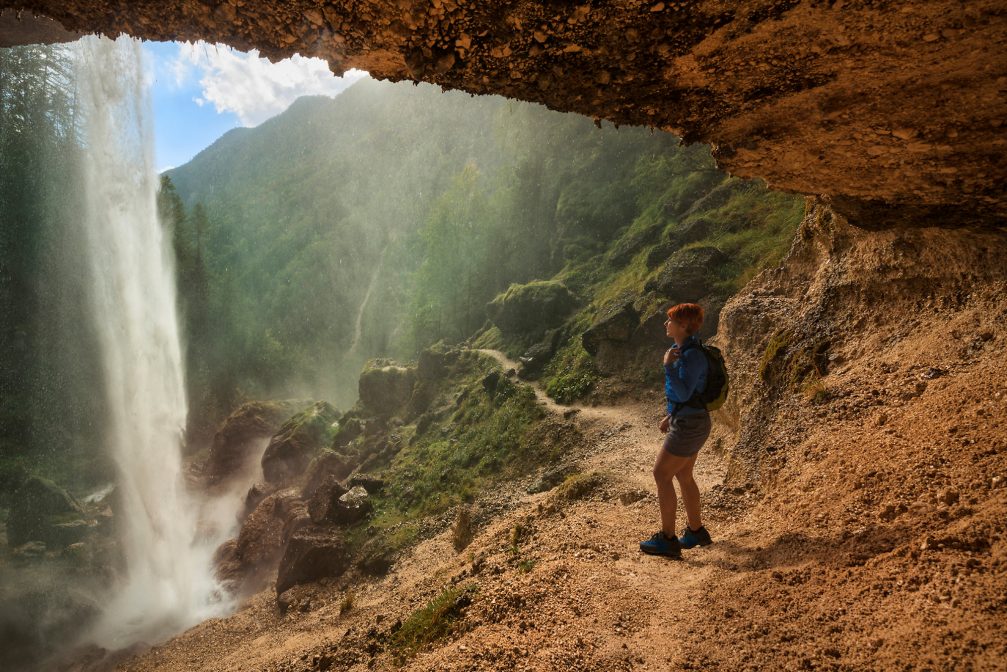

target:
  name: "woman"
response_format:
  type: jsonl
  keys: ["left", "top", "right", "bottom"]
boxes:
{"left": 640, "top": 302, "right": 714, "bottom": 559}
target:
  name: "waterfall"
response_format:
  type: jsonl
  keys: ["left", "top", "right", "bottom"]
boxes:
{"left": 74, "top": 36, "right": 234, "bottom": 650}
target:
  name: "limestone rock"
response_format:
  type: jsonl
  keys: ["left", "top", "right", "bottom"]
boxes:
{"left": 8, "top": 3, "right": 1004, "bottom": 223}
{"left": 261, "top": 401, "right": 340, "bottom": 486}
{"left": 276, "top": 524, "right": 350, "bottom": 595}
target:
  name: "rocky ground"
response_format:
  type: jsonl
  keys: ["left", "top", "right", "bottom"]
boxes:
{"left": 105, "top": 294, "right": 1007, "bottom": 672}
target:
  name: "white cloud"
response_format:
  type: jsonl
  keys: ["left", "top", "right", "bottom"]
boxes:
{"left": 173, "top": 42, "right": 367, "bottom": 126}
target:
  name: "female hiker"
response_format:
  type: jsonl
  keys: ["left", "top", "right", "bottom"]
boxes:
{"left": 640, "top": 302, "right": 714, "bottom": 559}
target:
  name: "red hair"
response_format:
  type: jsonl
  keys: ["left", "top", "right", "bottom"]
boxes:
{"left": 667, "top": 303, "right": 704, "bottom": 335}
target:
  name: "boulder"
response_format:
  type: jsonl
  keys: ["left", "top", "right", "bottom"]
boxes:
{"left": 667, "top": 217, "right": 716, "bottom": 249}
{"left": 486, "top": 280, "right": 577, "bottom": 338}
{"left": 330, "top": 415, "right": 364, "bottom": 450}
{"left": 646, "top": 241, "right": 675, "bottom": 269}
{"left": 233, "top": 488, "right": 305, "bottom": 572}
{"left": 242, "top": 481, "right": 277, "bottom": 521}
{"left": 276, "top": 524, "right": 350, "bottom": 595}
{"left": 649, "top": 246, "right": 729, "bottom": 301}
{"left": 204, "top": 400, "right": 310, "bottom": 486}
{"left": 261, "top": 402, "right": 340, "bottom": 486}
{"left": 346, "top": 473, "right": 385, "bottom": 494}
{"left": 582, "top": 298, "right": 640, "bottom": 356}
{"left": 307, "top": 476, "right": 349, "bottom": 524}
{"left": 333, "top": 486, "right": 372, "bottom": 525}
{"left": 416, "top": 342, "right": 459, "bottom": 382}
{"left": 358, "top": 363, "right": 417, "bottom": 418}
{"left": 607, "top": 223, "right": 662, "bottom": 266}
{"left": 301, "top": 451, "right": 354, "bottom": 500}
{"left": 517, "top": 328, "right": 564, "bottom": 380}
{"left": 7, "top": 476, "right": 86, "bottom": 547}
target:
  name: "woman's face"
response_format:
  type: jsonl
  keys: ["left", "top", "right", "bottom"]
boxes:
{"left": 665, "top": 316, "right": 689, "bottom": 342}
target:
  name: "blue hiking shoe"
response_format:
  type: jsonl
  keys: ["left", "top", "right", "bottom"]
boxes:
{"left": 639, "top": 531, "right": 682, "bottom": 559}
{"left": 679, "top": 525, "right": 712, "bottom": 549}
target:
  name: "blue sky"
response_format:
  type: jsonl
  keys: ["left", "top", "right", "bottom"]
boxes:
{"left": 141, "top": 41, "right": 366, "bottom": 172}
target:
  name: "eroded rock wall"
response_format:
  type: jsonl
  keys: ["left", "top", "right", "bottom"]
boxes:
{"left": 718, "top": 199, "right": 1007, "bottom": 483}
{"left": 2, "top": 1, "right": 1005, "bottom": 224}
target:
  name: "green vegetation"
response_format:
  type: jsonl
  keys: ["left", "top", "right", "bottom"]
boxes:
{"left": 542, "top": 341, "right": 600, "bottom": 403}
{"left": 389, "top": 584, "right": 477, "bottom": 661}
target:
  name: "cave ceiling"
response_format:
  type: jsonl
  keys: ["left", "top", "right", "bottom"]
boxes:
{"left": 2, "top": 1, "right": 1005, "bottom": 227}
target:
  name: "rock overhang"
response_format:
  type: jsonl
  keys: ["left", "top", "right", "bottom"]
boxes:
{"left": 2, "top": 0, "right": 1005, "bottom": 227}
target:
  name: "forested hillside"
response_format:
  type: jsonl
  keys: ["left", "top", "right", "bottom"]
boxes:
{"left": 166, "top": 77, "right": 803, "bottom": 438}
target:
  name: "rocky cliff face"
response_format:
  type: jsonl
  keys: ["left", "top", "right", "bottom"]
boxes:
{"left": 719, "top": 198, "right": 1007, "bottom": 483}
{"left": 3, "top": 2, "right": 1005, "bottom": 225}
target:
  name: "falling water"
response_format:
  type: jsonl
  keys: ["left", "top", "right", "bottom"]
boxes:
{"left": 73, "top": 36, "right": 234, "bottom": 650}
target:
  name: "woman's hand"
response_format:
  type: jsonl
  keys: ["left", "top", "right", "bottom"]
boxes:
{"left": 663, "top": 346, "right": 681, "bottom": 366}
{"left": 659, "top": 414, "right": 671, "bottom": 433}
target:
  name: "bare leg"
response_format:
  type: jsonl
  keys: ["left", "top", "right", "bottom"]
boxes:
{"left": 653, "top": 449, "right": 692, "bottom": 537}
{"left": 675, "top": 453, "right": 702, "bottom": 531}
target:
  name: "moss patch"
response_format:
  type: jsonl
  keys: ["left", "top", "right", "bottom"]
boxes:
{"left": 390, "top": 584, "right": 476, "bottom": 661}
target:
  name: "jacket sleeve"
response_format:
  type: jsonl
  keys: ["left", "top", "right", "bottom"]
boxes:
{"left": 664, "top": 349, "right": 706, "bottom": 403}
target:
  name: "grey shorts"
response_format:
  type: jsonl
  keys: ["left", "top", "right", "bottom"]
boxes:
{"left": 663, "top": 412, "right": 712, "bottom": 457}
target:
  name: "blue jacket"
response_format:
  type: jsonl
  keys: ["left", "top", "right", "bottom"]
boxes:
{"left": 664, "top": 336, "right": 709, "bottom": 416}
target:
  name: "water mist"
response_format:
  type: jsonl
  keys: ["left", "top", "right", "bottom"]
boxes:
{"left": 74, "top": 36, "right": 236, "bottom": 650}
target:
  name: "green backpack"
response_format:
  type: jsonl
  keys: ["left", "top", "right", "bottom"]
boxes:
{"left": 682, "top": 341, "right": 730, "bottom": 412}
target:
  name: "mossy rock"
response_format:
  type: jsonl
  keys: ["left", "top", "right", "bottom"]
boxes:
{"left": 486, "top": 280, "right": 577, "bottom": 338}
{"left": 261, "top": 401, "right": 341, "bottom": 486}
{"left": 649, "top": 246, "right": 729, "bottom": 301}
{"left": 582, "top": 297, "right": 640, "bottom": 356}
{"left": 607, "top": 222, "right": 662, "bottom": 267}
{"left": 358, "top": 361, "right": 417, "bottom": 418}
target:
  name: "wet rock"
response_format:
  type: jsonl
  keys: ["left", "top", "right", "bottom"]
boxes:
{"left": 231, "top": 488, "right": 305, "bottom": 581}
{"left": 242, "top": 481, "right": 277, "bottom": 520}
{"left": 302, "top": 451, "right": 354, "bottom": 500}
{"left": 276, "top": 524, "right": 350, "bottom": 595}
{"left": 307, "top": 476, "right": 349, "bottom": 524}
{"left": 7, "top": 476, "right": 86, "bottom": 547}
{"left": 358, "top": 363, "right": 417, "bottom": 418}
{"left": 486, "top": 280, "right": 577, "bottom": 338}
{"left": 261, "top": 401, "right": 340, "bottom": 486}
{"left": 204, "top": 400, "right": 310, "bottom": 485}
